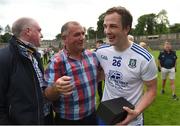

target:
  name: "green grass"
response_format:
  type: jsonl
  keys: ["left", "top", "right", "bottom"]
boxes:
{"left": 144, "top": 50, "right": 180, "bottom": 125}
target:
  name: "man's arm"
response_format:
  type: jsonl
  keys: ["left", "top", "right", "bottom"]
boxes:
{"left": 119, "top": 78, "right": 157, "bottom": 125}
{"left": 158, "top": 52, "right": 163, "bottom": 72}
{"left": 97, "top": 66, "right": 105, "bottom": 83}
{"left": 174, "top": 52, "right": 177, "bottom": 72}
{"left": 158, "top": 59, "right": 161, "bottom": 72}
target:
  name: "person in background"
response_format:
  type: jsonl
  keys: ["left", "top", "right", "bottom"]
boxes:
{"left": 38, "top": 48, "right": 44, "bottom": 64}
{"left": 0, "top": 17, "right": 53, "bottom": 124}
{"left": 139, "top": 41, "right": 148, "bottom": 49}
{"left": 44, "top": 21, "right": 100, "bottom": 125}
{"left": 158, "top": 41, "right": 178, "bottom": 100}
{"left": 128, "top": 34, "right": 134, "bottom": 42}
{"left": 96, "top": 6, "right": 157, "bottom": 125}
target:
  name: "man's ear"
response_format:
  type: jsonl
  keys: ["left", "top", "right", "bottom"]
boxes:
{"left": 125, "top": 25, "right": 131, "bottom": 35}
{"left": 61, "top": 35, "right": 66, "bottom": 40}
{"left": 24, "top": 27, "right": 32, "bottom": 37}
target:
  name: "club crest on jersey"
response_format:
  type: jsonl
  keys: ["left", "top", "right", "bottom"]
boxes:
{"left": 101, "top": 55, "right": 108, "bottom": 60}
{"left": 128, "top": 59, "right": 137, "bottom": 68}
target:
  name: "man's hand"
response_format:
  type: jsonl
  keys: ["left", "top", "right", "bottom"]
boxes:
{"left": 116, "top": 106, "right": 140, "bottom": 125}
{"left": 54, "top": 76, "right": 74, "bottom": 96}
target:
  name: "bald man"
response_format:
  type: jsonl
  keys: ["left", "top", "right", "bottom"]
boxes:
{"left": 0, "top": 17, "right": 52, "bottom": 124}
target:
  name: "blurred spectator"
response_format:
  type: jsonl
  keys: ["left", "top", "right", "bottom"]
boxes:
{"left": 139, "top": 42, "right": 148, "bottom": 49}
{"left": 158, "top": 41, "right": 178, "bottom": 100}
{"left": 128, "top": 34, "right": 134, "bottom": 41}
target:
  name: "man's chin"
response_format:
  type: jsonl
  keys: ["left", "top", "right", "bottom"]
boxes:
{"left": 78, "top": 47, "right": 84, "bottom": 52}
{"left": 108, "top": 41, "right": 115, "bottom": 46}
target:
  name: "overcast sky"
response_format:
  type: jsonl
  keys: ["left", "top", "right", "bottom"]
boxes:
{"left": 0, "top": 0, "right": 180, "bottom": 40}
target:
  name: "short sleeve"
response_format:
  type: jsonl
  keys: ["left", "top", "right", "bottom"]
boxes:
{"left": 141, "top": 57, "right": 157, "bottom": 81}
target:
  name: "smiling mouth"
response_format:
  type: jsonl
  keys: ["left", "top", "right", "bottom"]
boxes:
{"left": 107, "top": 36, "right": 115, "bottom": 41}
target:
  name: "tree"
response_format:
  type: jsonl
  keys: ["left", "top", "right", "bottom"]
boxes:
{"left": 134, "top": 13, "right": 157, "bottom": 35}
{"left": 145, "top": 14, "right": 157, "bottom": 35}
{"left": 55, "top": 33, "right": 62, "bottom": 49}
{"left": 0, "top": 25, "right": 3, "bottom": 43}
{"left": 55, "top": 33, "right": 61, "bottom": 40}
{"left": 4, "top": 24, "right": 11, "bottom": 33}
{"left": 0, "top": 25, "right": 3, "bottom": 35}
{"left": 155, "top": 9, "right": 169, "bottom": 34}
{"left": 134, "top": 10, "right": 170, "bottom": 35}
{"left": 134, "top": 16, "right": 146, "bottom": 35}
{"left": 87, "top": 27, "right": 96, "bottom": 40}
{"left": 96, "top": 13, "right": 105, "bottom": 39}
{"left": 1, "top": 32, "right": 12, "bottom": 43}
{"left": 0, "top": 37, "right": 3, "bottom": 43}
{"left": 169, "top": 23, "right": 180, "bottom": 33}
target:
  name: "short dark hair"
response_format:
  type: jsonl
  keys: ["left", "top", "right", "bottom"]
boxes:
{"left": 96, "top": 39, "right": 104, "bottom": 44}
{"left": 105, "top": 6, "right": 133, "bottom": 30}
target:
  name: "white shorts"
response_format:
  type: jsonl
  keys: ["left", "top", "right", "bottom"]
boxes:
{"left": 161, "top": 67, "right": 175, "bottom": 80}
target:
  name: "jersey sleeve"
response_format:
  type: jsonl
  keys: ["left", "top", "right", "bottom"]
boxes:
{"left": 141, "top": 56, "right": 158, "bottom": 81}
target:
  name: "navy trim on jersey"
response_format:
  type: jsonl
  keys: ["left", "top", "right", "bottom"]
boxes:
{"left": 97, "top": 44, "right": 111, "bottom": 50}
{"left": 133, "top": 43, "right": 152, "bottom": 59}
{"left": 131, "top": 43, "right": 152, "bottom": 61}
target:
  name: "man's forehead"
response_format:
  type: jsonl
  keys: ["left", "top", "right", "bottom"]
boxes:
{"left": 69, "top": 25, "right": 83, "bottom": 32}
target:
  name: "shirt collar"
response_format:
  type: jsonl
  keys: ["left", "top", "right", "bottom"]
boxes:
{"left": 63, "top": 48, "right": 85, "bottom": 60}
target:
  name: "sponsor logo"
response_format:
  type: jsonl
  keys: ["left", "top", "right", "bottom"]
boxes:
{"left": 107, "top": 70, "right": 128, "bottom": 90}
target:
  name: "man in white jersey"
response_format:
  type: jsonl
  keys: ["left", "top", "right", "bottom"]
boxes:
{"left": 96, "top": 6, "right": 157, "bottom": 125}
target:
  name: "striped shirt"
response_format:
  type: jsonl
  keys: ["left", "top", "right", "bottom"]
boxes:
{"left": 44, "top": 49, "right": 99, "bottom": 120}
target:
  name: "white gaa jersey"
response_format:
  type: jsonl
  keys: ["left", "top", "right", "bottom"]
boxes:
{"left": 96, "top": 42, "right": 157, "bottom": 125}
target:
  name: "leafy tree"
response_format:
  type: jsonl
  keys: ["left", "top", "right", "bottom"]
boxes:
{"left": 4, "top": 24, "right": 11, "bottom": 33}
{"left": 155, "top": 9, "right": 169, "bottom": 34}
{"left": 0, "top": 25, "right": 3, "bottom": 35}
{"left": 145, "top": 14, "right": 157, "bottom": 35}
{"left": 56, "top": 33, "right": 61, "bottom": 40}
{"left": 169, "top": 23, "right": 180, "bottom": 33}
{"left": 1, "top": 33, "right": 12, "bottom": 43}
{"left": 96, "top": 13, "right": 105, "bottom": 39}
{"left": 0, "top": 36, "right": 4, "bottom": 43}
{"left": 0, "top": 25, "right": 3, "bottom": 43}
{"left": 134, "top": 10, "right": 170, "bottom": 35}
{"left": 129, "top": 28, "right": 135, "bottom": 35}
{"left": 55, "top": 33, "right": 62, "bottom": 49}
{"left": 134, "top": 13, "right": 157, "bottom": 35}
{"left": 87, "top": 27, "right": 96, "bottom": 40}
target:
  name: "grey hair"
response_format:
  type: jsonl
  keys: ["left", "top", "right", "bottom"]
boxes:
{"left": 61, "top": 21, "right": 80, "bottom": 37}
{"left": 12, "top": 17, "right": 35, "bottom": 37}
